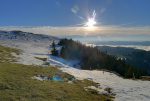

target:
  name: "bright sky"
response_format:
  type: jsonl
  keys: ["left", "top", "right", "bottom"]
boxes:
{"left": 0, "top": 0, "right": 150, "bottom": 41}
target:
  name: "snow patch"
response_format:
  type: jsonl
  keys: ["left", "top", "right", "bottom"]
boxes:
{"left": 60, "top": 67, "right": 150, "bottom": 101}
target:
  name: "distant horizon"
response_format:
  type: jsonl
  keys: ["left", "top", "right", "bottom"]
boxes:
{"left": 0, "top": 28, "right": 150, "bottom": 42}
{"left": 0, "top": 0, "right": 150, "bottom": 41}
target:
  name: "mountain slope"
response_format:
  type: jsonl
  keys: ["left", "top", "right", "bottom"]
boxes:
{"left": 0, "top": 45, "right": 112, "bottom": 101}
{"left": 97, "top": 46, "right": 150, "bottom": 73}
{"left": 58, "top": 39, "right": 148, "bottom": 78}
{"left": 0, "top": 30, "right": 59, "bottom": 65}
{"left": 0, "top": 30, "right": 58, "bottom": 42}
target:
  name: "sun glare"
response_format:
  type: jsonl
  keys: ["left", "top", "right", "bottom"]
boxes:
{"left": 86, "top": 18, "right": 96, "bottom": 27}
{"left": 84, "top": 10, "right": 97, "bottom": 31}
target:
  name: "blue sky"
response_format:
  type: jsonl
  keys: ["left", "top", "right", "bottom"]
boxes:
{"left": 0, "top": 0, "right": 150, "bottom": 41}
{"left": 0, "top": 0, "right": 150, "bottom": 26}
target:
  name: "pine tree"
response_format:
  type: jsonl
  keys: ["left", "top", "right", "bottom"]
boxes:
{"left": 51, "top": 41, "right": 58, "bottom": 56}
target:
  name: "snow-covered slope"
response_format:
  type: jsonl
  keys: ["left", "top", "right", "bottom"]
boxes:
{"left": 0, "top": 30, "right": 58, "bottom": 65}
{"left": 61, "top": 67, "right": 150, "bottom": 101}
{"left": 47, "top": 46, "right": 150, "bottom": 101}
{"left": 47, "top": 45, "right": 150, "bottom": 101}
{"left": 48, "top": 55, "right": 80, "bottom": 68}
{"left": 0, "top": 30, "right": 150, "bottom": 101}
{"left": 0, "top": 30, "right": 58, "bottom": 42}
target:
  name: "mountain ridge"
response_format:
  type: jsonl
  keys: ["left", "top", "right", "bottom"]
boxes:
{"left": 0, "top": 30, "right": 59, "bottom": 42}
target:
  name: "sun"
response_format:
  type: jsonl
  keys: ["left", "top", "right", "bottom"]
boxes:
{"left": 84, "top": 17, "right": 97, "bottom": 31}
{"left": 84, "top": 10, "right": 97, "bottom": 31}
{"left": 86, "top": 18, "right": 96, "bottom": 27}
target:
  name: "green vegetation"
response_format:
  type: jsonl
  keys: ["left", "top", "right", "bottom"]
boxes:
{"left": 0, "top": 45, "right": 113, "bottom": 101}
{"left": 58, "top": 39, "right": 148, "bottom": 78}
{"left": 51, "top": 41, "right": 58, "bottom": 56}
{"left": 97, "top": 46, "right": 150, "bottom": 74}
{"left": 35, "top": 57, "right": 47, "bottom": 61}
{"left": 0, "top": 45, "right": 20, "bottom": 63}
{"left": 141, "top": 76, "right": 150, "bottom": 81}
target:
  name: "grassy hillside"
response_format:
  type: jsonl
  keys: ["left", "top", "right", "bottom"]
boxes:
{"left": 0, "top": 45, "right": 20, "bottom": 63}
{"left": 0, "top": 45, "right": 113, "bottom": 101}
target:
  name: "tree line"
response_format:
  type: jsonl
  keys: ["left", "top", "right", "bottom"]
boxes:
{"left": 57, "top": 39, "right": 148, "bottom": 78}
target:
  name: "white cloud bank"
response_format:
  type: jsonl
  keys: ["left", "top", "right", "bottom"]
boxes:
{"left": 0, "top": 26, "right": 150, "bottom": 37}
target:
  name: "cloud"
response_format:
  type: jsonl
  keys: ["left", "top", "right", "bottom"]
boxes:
{"left": 71, "top": 5, "right": 85, "bottom": 20}
{"left": 0, "top": 26, "right": 150, "bottom": 37}
{"left": 71, "top": 5, "right": 79, "bottom": 14}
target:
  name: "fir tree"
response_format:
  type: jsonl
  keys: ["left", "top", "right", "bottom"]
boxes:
{"left": 51, "top": 41, "right": 58, "bottom": 56}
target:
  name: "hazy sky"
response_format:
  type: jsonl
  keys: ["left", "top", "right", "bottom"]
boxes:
{"left": 0, "top": 0, "right": 150, "bottom": 41}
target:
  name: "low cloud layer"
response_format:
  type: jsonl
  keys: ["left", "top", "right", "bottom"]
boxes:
{"left": 0, "top": 26, "right": 150, "bottom": 37}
